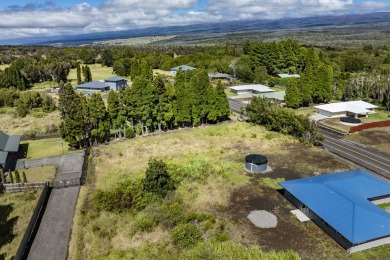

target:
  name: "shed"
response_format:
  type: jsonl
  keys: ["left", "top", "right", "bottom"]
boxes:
{"left": 277, "top": 74, "right": 300, "bottom": 78}
{"left": 279, "top": 169, "right": 390, "bottom": 253}
{"left": 76, "top": 81, "right": 110, "bottom": 93}
{"left": 208, "top": 72, "right": 231, "bottom": 81}
{"left": 245, "top": 154, "right": 268, "bottom": 173}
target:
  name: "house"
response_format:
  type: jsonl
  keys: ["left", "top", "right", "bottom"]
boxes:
{"left": 76, "top": 81, "right": 110, "bottom": 93}
{"left": 279, "top": 169, "right": 390, "bottom": 253}
{"left": 208, "top": 72, "right": 231, "bottom": 81}
{"left": 230, "top": 84, "right": 274, "bottom": 95}
{"left": 104, "top": 76, "right": 128, "bottom": 91}
{"left": 257, "top": 91, "right": 286, "bottom": 103}
{"left": 314, "top": 101, "right": 377, "bottom": 118}
{"left": 170, "top": 65, "right": 196, "bottom": 76}
{"left": 0, "top": 131, "right": 21, "bottom": 171}
{"left": 277, "top": 73, "right": 300, "bottom": 78}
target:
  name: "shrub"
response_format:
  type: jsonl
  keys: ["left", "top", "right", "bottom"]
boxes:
{"left": 169, "top": 156, "right": 218, "bottom": 182}
{"left": 157, "top": 200, "right": 185, "bottom": 228}
{"left": 125, "top": 126, "right": 135, "bottom": 138}
{"left": 170, "top": 223, "right": 203, "bottom": 248}
{"left": 144, "top": 158, "right": 175, "bottom": 197}
{"left": 134, "top": 215, "right": 158, "bottom": 232}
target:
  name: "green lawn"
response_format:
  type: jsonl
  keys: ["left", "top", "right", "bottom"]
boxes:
{"left": 294, "top": 106, "right": 316, "bottom": 116}
{"left": 20, "top": 137, "right": 71, "bottom": 159}
{"left": 68, "top": 64, "right": 130, "bottom": 85}
{"left": 361, "top": 110, "right": 390, "bottom": 123}
{"left": 0, "top": 190, "right": 41, "bottom": 259}
{"left": 23, "top": 166, "right": 57, "bottom": 182}
{"left": 31, "top": 81, "right": 58, "bottom": 91}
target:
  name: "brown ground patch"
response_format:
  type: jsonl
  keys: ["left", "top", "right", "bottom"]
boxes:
{"left": 348, "top": 127, "right": 390, "bottom": 153}
{"left": 226, "top": 145, "right": 353, "bottom": 260}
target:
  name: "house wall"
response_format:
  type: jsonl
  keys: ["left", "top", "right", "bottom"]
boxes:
{"left": 348, "top": 236, "right": 390, "bottom": 254}
{"left": 317, "top": 109, "right": 346, "bottom": 118}
{"left": 105, "top": 82, "right": 117, "bottom": 91}
{"left": 283, "top": 189, "right": 353, "bottom": 250}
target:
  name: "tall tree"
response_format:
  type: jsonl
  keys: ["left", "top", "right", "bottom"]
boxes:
{"left": 285, "top": 78, "right": 301, "bottom": 108}
{"left": 82, "top": 65, "right": 92, "bottom": 83}
{"left": 88, "top": 93, "right": 110, "bottom": 144}
{"left": 76, "top": 63, "right": 82, "bottom": 85}
{"left": 107, "top": 90, "right": 126, "bottom": 138}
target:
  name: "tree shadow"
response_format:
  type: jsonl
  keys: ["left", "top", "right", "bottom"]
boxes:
{"left": 18, "top": 144, "right": 29, "bottom": 160}
{"left": 0, "top": 204, "right": 18, "bottom": 252}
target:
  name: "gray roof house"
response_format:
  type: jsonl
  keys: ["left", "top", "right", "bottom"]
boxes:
{"left": 208, "top": 73, "right": 231, "bottom": 81}
{"left": 104, "top": 76, "right": 128, "bottom": 91}
{"left": 171, "top": 65, "right": 196, "bottom": 76}
{"left": 0, "top": 131, "right": 21, "bottom": 169}
{"left": 76, "top": 81, "right": 110, "bottom": 93}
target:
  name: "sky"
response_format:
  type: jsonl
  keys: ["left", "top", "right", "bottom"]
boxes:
{"left": 0, "top": 0, "right": 390, "bottom": 41}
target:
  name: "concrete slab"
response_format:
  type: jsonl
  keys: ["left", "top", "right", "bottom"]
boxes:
{"left": 291, "top": 209, "right": 310, "bottom": 222}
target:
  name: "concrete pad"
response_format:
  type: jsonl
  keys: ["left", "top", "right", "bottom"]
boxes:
{"left": 291, "top": 209, "right": 310, "bottom": 222}
{"left": 247, "top": 210, "right": 277, "bottom": 228}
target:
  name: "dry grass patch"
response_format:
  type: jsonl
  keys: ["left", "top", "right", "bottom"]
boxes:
{"left": 0, "top": 110, "right": 60, "bottom": 136}
{"left": 347, "top": 126, "right": 390, "bottom": 153}
{"left": 0, "top": 190, "right": 41, "bottom": 259}
{"left": 23, "top": 166, "right": 56, "bottom": 182}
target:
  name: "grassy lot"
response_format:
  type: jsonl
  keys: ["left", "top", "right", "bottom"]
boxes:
{"left": 294, "top": 106, "right": 316, "bottom": 116}
{"left": 68, "top": 64, "right": 130, "bottom": 85}
{"left": 225, "top": 88, "right": 237, "bottom": 97}
{"left": 21, "top": 137, "right": 71, "bottom": 159}
{"left": 361, "top": 110, "right": 390, "bottom": 123}
{"left": 23, "top": 166, "right": 57, "bottom": 182}
{"left": 31, "top": 81, "right": 58, "bottom": 91}
{"left": 67, "top": 121, "right": 390, "bottom": 259}
{"left": 0, "top": 190, "right": 41, "bottom": 259}
{"left": 318, "top": 118, "right": 351, "bottom": 133}
{"left": 347, "top": 126, "right": 390, "bottom": 153}
{"left": 0, "top": 109, "right": 60, "bottom": 136}
{"left": 153, "top": 69, "right": 172, "bottom": 77}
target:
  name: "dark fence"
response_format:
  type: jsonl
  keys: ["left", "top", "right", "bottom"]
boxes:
{"left": 14, "top": 183, "right": 51, "bottom": 260}
{"left": 349, "top": 120, "right": 390, "bottom": 133}
{"left": 0, "top": 182, "right": 47, "bottom": 192}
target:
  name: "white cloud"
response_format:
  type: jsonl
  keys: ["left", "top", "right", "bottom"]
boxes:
{"left": 0, "top": 0, "right": 388, "bottom": 41}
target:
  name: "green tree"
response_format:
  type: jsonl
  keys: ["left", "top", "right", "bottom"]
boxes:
{"left": 82, "top": 65, "right": 92, "bottom": 82}
{"left": 22, "top": 171, "right": 27, "bottom": 183}
{"left": 79, "top": 48, "right": 94, "bottom": 64}
{"left": 101, "top": 49, "right": 114, "bottom": 67}
{"left": 14, "top": 170, "right": 21, "bottom": 183}
{"left": 143, "top": 158, "right": 175, "bottom": 197}
{"left": 88, "top": 93, "right": 110, "bottom": 144}
{"left": 76, "top": 63, "right": 82, "bottom": 85}
{"left": 58, "top": 83, "right": 91, "bottom": 148}
{"left": 285, "top": 79, "right": 301, "bottom": 108}
{"left": 107, "top": 90, "right": 126, "bottom": 138}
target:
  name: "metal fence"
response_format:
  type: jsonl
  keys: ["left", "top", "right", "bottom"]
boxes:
{"left": 0, "top": 182, "right": 47, "bottom": 192}
{"left": 14, "top": 183, "right": 51, "bottom": 260}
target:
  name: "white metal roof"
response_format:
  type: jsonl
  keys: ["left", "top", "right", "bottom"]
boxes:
{"left": 314, "top": 101, "right": 378, "bottom": 114}
{"left": 277, "top": 74, "right": 300, "bottom": 78}
{"left": 230, "top": 84, "right": 274, "bottom": 93}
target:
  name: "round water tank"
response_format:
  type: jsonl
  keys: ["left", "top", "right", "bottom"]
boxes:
{"left": 245, "top": 154, "right": 268, "bottom": 173}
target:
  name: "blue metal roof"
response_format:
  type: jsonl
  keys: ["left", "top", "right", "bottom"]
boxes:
{"left": 280, "top": 169, "right": 390, "bottom": 245}
{"left": 76, "top": 81, "right": 108, "bottom": 90}
{"left": 104, "top": 76, "right": 126, "bottom": 82}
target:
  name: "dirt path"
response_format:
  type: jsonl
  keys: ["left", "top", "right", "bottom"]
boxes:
{"left": 16, "top": 152, "right": 84, "bottom": 260}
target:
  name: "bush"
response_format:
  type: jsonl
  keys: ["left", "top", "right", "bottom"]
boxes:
{"left": 125, "top": 126, "right": 135, "bottom": 139}
{"left": 169, "top": 156, "right": 218, "bottom": 182}
{"left": 170, "top": 223, "right": 203, "bottom": 248}
{"left": 134, "top": 215, "right": 158, "bottom": 233}
{"left": 144, "top": 158, "right": 175, "bottom": 197}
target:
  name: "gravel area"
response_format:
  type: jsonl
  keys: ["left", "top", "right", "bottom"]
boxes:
{"left": 247, "top": 210, "right": 277, "bottom": 228}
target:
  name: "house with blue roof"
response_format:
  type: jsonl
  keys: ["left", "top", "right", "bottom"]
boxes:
{"left": 279, "top": 169, "right": 390, "bottom": 253}
{"left": 104, "top": 76, "right": 128, "bottom": 91}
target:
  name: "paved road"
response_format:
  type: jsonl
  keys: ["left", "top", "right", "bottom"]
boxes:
{"left": 16, "top": 152, "right": 85, "bottom": 260}
{"left": 320, "top": 131, "right": 390, "bottom": 179}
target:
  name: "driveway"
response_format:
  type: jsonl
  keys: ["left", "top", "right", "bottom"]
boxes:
{"left": 16, "top": 152, "right": 85, "bottom": 260}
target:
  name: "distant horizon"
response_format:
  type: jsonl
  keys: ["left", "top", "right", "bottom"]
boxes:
{"left": 0, "top": 0, "right": 390, "bottom": 43}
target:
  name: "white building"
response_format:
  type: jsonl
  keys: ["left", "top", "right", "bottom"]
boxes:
{"left": 230, "top": 84, "right": 274, "bottom": 95}
{"left": 314, "top": 101, "right": 377, "bottom": 118}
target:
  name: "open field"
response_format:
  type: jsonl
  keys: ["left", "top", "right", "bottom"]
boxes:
{"left": 0, "top": 109, "right": 60, "bottom": 136}
{"left": 153, "top": 69, "right": 172, "bottom": 77}
{"left": 66, "top": 121, "right": 390, "bottom": 259}
{"left": 347, "top": 126, "right": 390, "bottom": 154}
{"left": 361, "top": 110, "right": 390, "bottom": 123}
{"left": 95, "top": 35, "right": 177, "bottom": 46}
{"left": 23, "top": 166, "right": 57, "bottom": 182}
{"left": 0, "top": 190, "right": 41, "bottom": 259}
{"left": 68, "top": 64, "right": 129, "bottom": 86}
{"left": 20, "top": 137, "right": 71, "bottom": 159}
{"left": 31, "top": 81, "right": 58, "bottom": 91}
